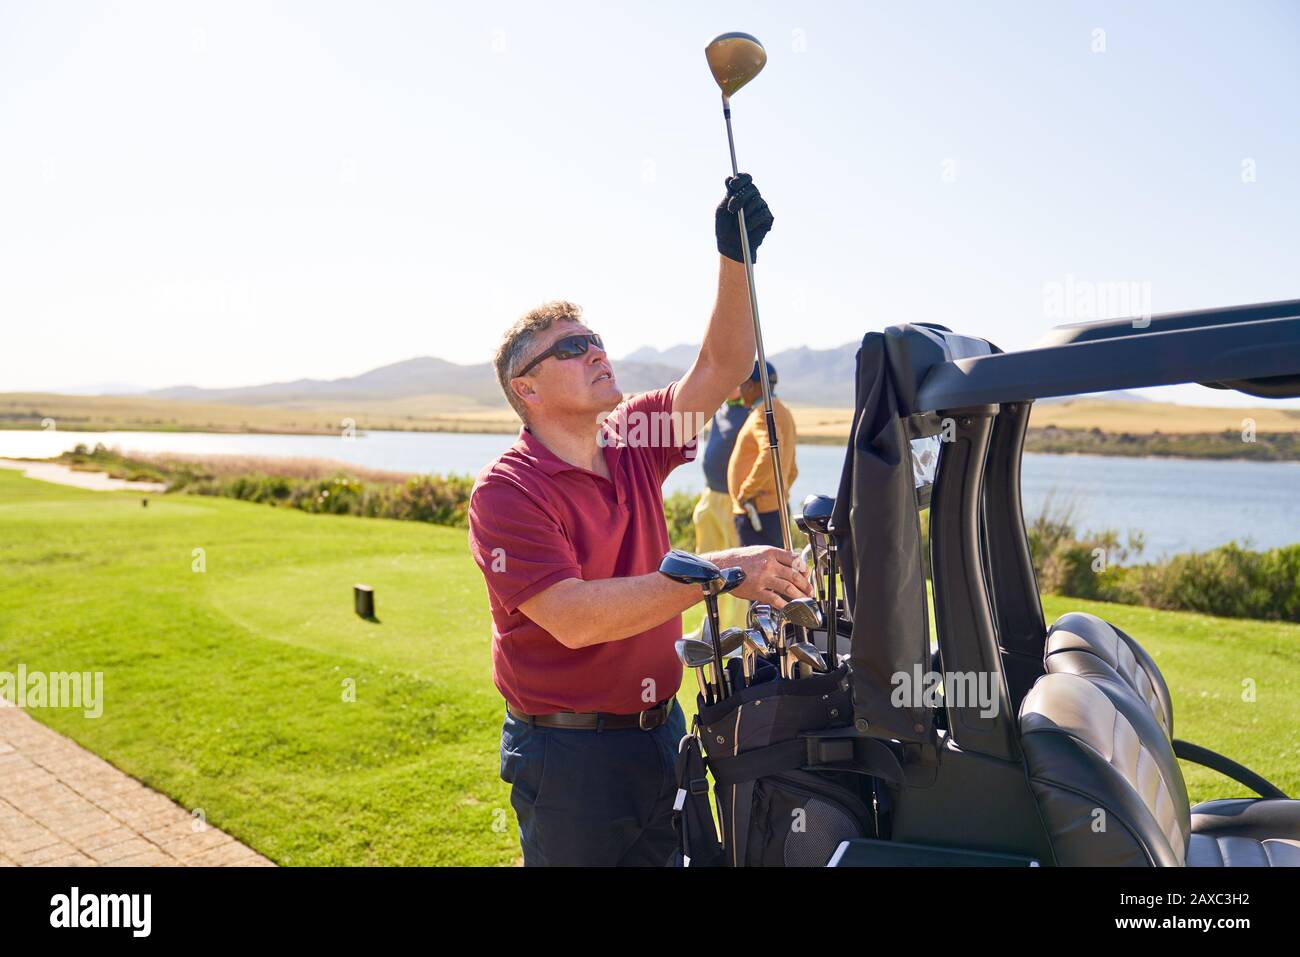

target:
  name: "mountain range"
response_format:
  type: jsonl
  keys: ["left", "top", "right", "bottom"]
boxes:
{"left": 147, "top": 343, "right": 866, "bottom": 408}
{"left": 142, "top": 344, "right": 1147, "bottom": 410}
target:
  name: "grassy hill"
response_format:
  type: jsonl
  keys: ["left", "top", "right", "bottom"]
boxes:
{"left": 1, "top": 467, "right": 1296, "bottom": 864}
{"left": 4, "top": 392, "right": 1298, "bottom": 446}
{"left": 0, "top": 391, "right": 520, "bottom": 436}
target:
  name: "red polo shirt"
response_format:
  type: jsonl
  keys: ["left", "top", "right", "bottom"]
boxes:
{"left": 467, "top": 382, "right": 698, "bottom": 715}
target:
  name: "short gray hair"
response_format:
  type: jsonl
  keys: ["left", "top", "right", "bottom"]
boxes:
{"left": 493, "top": 300, "right": 583, "bottom": 420}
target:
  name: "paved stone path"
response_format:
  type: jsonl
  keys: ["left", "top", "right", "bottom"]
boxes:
{"left": 0, "top": 706, "right": 274, "bottom": 867}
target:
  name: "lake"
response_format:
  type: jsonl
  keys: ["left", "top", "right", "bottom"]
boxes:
{"left": 1, "top": 429, "right": 1296, "bottom": 560}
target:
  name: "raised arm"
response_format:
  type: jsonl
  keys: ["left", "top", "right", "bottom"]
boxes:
{"left": 672, "top": 174, "right": 774, "bottom": 441}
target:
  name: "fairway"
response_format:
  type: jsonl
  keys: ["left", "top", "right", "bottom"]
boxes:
{"left": 1, "top": 467, "right": 1297, "bottom": 865}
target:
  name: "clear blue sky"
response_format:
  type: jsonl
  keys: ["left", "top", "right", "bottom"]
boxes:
{"left": 2, "top": 0, "right": 1296, "bottom": 406}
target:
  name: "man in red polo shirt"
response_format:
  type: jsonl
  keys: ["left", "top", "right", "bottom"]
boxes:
{"left": 468, "top": 174, "right": 812, "bottom": 866}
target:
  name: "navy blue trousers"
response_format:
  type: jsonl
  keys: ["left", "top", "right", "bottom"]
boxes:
{"left": 735, "top": 509, "right": 785, "bottom": 548}
{"left": 500, "top": 702, "right": 687, "bottom": 866}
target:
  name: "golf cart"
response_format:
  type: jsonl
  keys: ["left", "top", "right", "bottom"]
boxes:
{"left": 822, "top": 297, "right": 1300, "bottom": 866}
{"left": 680, "top": 30, "right": 1300, "bottom": 866}
{"left": 671, "top": 298, "right": 1300, "bottom": 867}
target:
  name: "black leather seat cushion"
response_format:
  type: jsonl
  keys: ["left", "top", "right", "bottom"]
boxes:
{"left": 1187, "top": 799, "right": 1300, "bottom": 866}
{"left": 1044, "top": 612, "right": 1173, "bottom": 736}
{"left": 1030, "top": 611, "right": 1300, "bottom": 866}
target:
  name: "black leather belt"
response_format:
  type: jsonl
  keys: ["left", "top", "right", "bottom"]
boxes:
{"left": 507, "top": 699, "right": 674, "bottom": 732}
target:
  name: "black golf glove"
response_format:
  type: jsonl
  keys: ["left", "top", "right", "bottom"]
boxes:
{"left": 714, "top": 173, "right": 773, "bottom": 263}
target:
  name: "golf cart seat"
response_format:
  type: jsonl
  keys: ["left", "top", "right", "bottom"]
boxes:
{"left": 1019, "top": 670, "right": 1300, "bottom": 865}
{"left": 1043, "top": 612, "right": 1290, "bottom": 800}
{"left": 1043, "top": 613, "right": 1172, "bottom": 734}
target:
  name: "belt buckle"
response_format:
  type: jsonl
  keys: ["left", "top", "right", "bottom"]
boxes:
{"left": 639, "top": 701, "right": 666, "bottom": 731}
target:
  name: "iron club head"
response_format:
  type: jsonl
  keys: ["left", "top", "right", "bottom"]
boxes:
{"left": 787, "top": 641, "right": 827, "bottom": 675}
{"left": 741, "top": 627, "right": 771, "bottom": 658}
{"left": 780, "top": 596, "right": 824, "bottom": 630}
{"left": 675, "top": 637, "right": 716, "bottom": 670}
{"left": 718, "top": 627, "right": 748, "bottom": 657}
{"left": 749, "top": 604, "right": 779, "bottom": 647}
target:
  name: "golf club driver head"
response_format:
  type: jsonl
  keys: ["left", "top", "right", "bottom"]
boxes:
{"left": 717, "top": 565, "right": 746, "bottom": 596}
{"left": 658, "top": 549, "right": 724, "bottom": 589}
{"left": 704, "top": 32, "right": 766, "bottom": 98}
{"left": 800, "top": 494, "right": 835, "bottom": 536}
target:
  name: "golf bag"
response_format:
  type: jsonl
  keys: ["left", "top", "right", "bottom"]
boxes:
{"left": 673, "top": 661, "right": 899, "bottom": 867}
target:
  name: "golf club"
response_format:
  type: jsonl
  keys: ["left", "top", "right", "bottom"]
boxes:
{"left": 659, "top": 550, "right": 748, "bottom": 703}
{"left": 659, "top": 550, "right": 729, "bottom": 697}
{"left": 718, "top": 627, "right": 747, "bottom": 657}
{"left": 749, "top": 602, "right": 782, "bottom": 676}
{"left": 797, "top": 520, "right": 827, "bottom": 611}
{"left": 778, "top": 596, "right": 823, "bottom": 678}
{"left": 801, "top": 494, "right": 839, "bottom": 663}
{"left": 786, "top": 641, "right": 827, "bottom": 678}
{"left": 740, "top": 626, "right": 771, "bottom": 687}
{"left": 780, "top": 596, "right": 823, "bottom": 631}
{"left": 675, "top": 637, "right": 716, "bottom": 701}
{"left": 705, "top": 31, "right": 792, "bottom": 552}
{"left": 718, "top": 627, "right": 747, "bottom": 694}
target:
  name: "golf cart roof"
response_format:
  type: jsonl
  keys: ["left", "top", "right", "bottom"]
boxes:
{"left": 884, "top": 298, "right": 1300, "bottom": 414}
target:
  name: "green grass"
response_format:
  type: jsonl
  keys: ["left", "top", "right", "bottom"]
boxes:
{"left": 0, "top": 468, "right": 1296, "bottom": 865}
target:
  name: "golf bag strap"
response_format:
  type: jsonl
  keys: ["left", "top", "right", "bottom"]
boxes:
{"left": 673, "top": 734, "right": 724, "bottom": 867}
{"left": 707, "top": 736, "right": 904, "bottom": 787}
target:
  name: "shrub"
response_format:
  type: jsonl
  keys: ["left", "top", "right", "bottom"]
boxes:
{"left": 663, "top": 490, "right": 697, "bottom": 551}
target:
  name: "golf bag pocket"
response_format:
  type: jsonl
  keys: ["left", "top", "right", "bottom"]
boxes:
{"left": 677, "top": 663, "right": 893, "bottom": 866}
{"left": 746, "top": 771, "right": 873, "bottom": 867}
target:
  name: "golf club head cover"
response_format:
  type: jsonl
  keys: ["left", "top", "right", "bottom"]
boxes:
{"left": 715, "top": 173, "right": 774, "bottom": 263}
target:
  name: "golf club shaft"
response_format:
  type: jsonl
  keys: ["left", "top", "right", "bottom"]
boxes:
{"left": 721, "top": 95, "right": 792, "bottom": 553}
{"left": 803, "top": 539, "right": 826, "bottom": 606}
{"left": 826, "top": 543, "right": 838, "bottom": 662}
{"left": 704, "top": 594, "right": 728, "bottom": 700}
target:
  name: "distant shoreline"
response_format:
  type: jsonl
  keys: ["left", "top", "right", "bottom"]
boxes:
{"left": 2, "top": 422, "right": 1298, "bottom": 463}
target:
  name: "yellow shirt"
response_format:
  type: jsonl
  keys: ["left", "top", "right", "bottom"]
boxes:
{"left": 727, "top": 397, "right": 798, "bottom": 514}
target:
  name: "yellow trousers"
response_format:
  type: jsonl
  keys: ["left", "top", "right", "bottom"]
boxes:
{"left": 690, "top": 489, "right": 747, "bottom": 632}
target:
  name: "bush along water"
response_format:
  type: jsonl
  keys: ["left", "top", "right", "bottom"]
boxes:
{"left": 55, "top": 445, "right": 1299, "bottom": 622}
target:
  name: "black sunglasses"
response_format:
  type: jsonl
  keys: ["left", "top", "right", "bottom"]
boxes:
{"left": 515, "top": 333, "right": 604, "bottom": 377}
